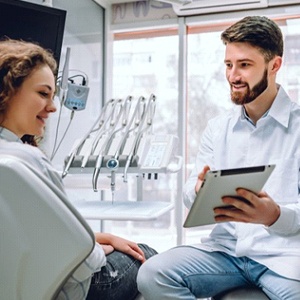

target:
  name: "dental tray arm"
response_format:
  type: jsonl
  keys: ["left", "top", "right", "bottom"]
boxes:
{"left": 63, "top": 94, "right": 183, "bottom": 192}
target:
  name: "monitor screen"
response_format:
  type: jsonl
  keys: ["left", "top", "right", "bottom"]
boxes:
{"left": 0, "top": 0, "right": 66, "bottom": 66}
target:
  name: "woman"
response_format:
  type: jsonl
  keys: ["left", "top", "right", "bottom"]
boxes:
{"left": 0, "top": 39, "right": 157, "bottom": 300}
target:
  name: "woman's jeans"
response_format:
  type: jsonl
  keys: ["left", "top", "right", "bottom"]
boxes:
{"left": 137, "top": 246, "right": 300, "bottom": 300}
{"left": 87, "top": 243, "right": 157, "bottom": 300}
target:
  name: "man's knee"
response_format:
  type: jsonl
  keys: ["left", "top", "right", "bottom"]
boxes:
{"left": 137, "top": 256, "right": 159, "bottom": 292}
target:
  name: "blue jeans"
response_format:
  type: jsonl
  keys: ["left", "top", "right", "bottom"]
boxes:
{"left": 137, "top": 246, "right": 300, "bottom": 300}
{"left": 87, "top": 243, "right": 157, "bottom": 300}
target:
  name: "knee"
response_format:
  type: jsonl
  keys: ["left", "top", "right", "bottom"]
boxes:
{"left": 137, "top": 256, "right": 159, "bottom": 293}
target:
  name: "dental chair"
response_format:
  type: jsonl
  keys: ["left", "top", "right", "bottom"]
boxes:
{"left": 0, "top": 155, "right": 95, "bottom": 300}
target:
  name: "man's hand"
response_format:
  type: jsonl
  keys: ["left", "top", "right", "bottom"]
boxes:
{"left": 195, "top": 165, "right": 210, "bottom": 194}
{"left": 213, "top": 189, "right": 281, "bottom": 226}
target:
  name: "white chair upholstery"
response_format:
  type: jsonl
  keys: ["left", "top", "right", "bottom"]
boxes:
{"left": 0, "top": 155, "right": 95, "bottom": 300}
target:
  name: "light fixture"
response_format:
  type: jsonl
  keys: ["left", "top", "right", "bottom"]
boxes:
{"left": 159, "top": 0, "right": 193, "bottom": 6}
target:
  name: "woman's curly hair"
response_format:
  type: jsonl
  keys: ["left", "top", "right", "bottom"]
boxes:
{"left": 0, "top": 38, "right": 57, "bottom": 146}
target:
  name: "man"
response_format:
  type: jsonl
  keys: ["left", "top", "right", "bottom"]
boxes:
{"left": 137, "top": 16, "right": 300, "bottom": 300}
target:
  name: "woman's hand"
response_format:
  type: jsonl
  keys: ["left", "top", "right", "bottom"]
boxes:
{"left": 95, "top": 233, "right": 146, "bottom": 263}
{"left": 101, "top": 244, "right": 114, "bottom": 255}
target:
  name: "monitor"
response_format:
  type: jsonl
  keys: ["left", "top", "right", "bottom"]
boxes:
{"left": 0, "top": 0, "right": 66, "bottom": 66}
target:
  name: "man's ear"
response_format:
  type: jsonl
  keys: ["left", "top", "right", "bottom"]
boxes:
{"left": 270, "top": 56, "right": 282, "bottom": 74}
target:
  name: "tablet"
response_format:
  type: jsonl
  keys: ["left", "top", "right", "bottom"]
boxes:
{"left": 183, "top": 164, "right": 275, "bottom": 227}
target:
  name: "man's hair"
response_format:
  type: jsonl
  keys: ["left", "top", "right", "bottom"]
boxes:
{"left": 0, "top": 38, "right": 57, "bottom": 145}
{"left": 221, "top": 16, "right": 283, "bottom": 62}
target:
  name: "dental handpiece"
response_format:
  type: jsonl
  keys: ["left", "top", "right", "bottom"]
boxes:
{"left": 106, "top": 158, "right": 119, "bottom": 203}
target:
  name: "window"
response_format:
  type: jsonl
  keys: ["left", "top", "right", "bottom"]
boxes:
{"left": 111, "top": 30, "right": 181, "bottom": 251}
{"left": 111, "top": 12, "right": 300, "bottom": 250}
{"left": 113, "top": 30, "right": 179, "bottom": 135}
{"left": 186, "top": 16, "right": 300, "bottom": 170}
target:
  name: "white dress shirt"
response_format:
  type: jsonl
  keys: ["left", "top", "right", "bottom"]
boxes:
{"left": 184, "top": 85, "right": 300, "bottom": 281}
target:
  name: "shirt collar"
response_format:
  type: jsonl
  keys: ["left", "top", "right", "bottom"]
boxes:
{"left": 267, "top": 85, "right": 291, "bottom": 128}
{"left": 0, "top": 127, "right": 22, "bottom": 143}
{"left": 232, "top": 85, "right": 292, "bottom": 129}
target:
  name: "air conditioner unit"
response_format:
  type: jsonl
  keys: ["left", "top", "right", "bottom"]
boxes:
{"left": 171, "top": 0, "right": 268, "bottom": 16}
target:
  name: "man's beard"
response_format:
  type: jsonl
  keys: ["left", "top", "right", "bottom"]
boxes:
{"left": 230, "top": 69, "right": 268, "bottom": 105}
